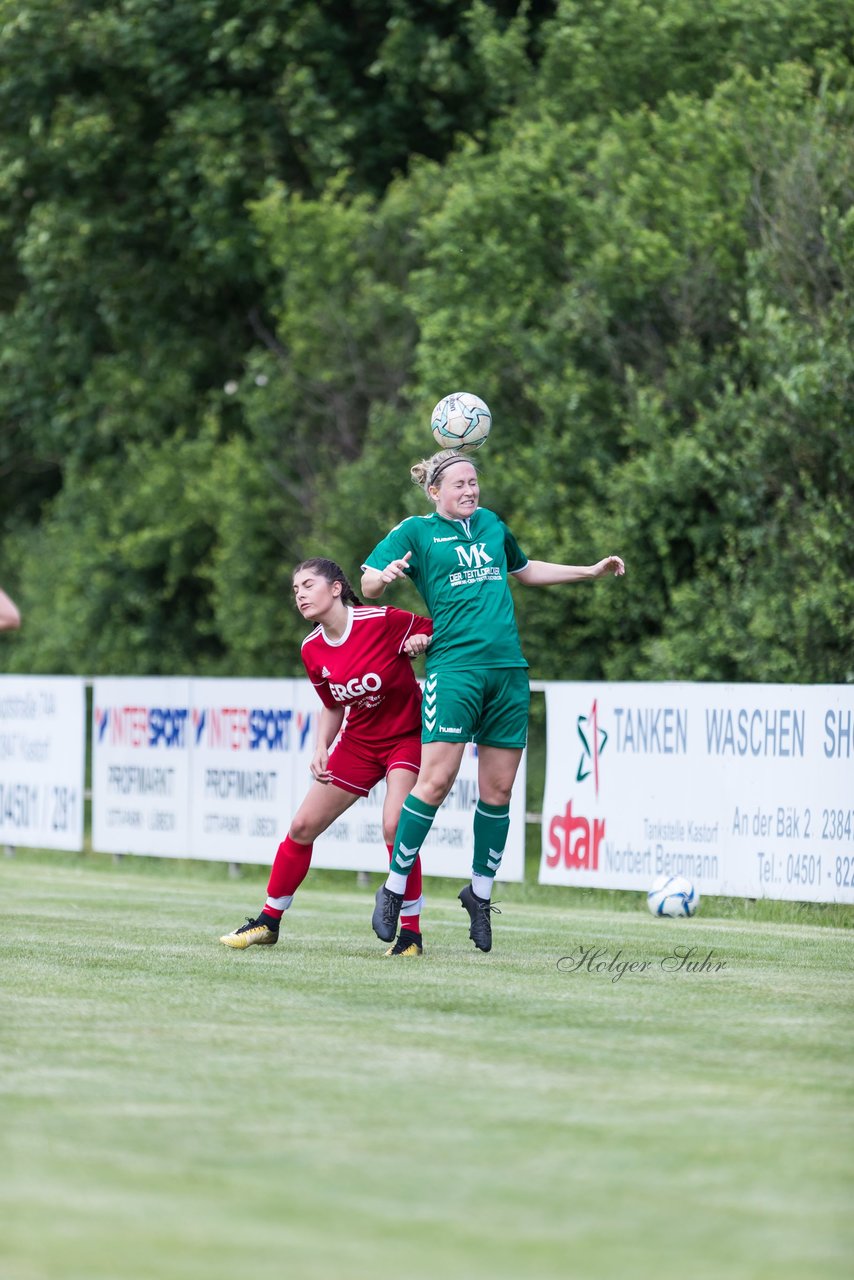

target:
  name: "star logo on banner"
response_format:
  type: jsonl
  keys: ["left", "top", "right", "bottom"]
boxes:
{"left": 576, "top": 698, "right": 607, "bottom": 797}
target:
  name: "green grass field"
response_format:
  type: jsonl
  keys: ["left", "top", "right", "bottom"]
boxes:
{"left": 2, "top": 851, "right": 852, "bottom": 1280}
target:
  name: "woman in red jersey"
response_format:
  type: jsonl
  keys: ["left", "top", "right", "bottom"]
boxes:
{"left": 220, "top": 558, "right": 432, "bottom": 956}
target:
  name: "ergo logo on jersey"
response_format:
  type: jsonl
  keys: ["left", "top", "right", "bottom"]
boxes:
{"left": 328, "top": 673, "right": 382, "bottom": 703}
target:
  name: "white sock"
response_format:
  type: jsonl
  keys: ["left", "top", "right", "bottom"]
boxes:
{"left": 386, "top": 871, "right": 408, "bottom": 895}
{"left": 265, "top": 894, "right": 293, "bottom": 912}
{"left": 471, "top": 873, "right": 493, "bottom": 901}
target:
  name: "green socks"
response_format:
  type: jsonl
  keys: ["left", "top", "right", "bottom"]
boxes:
{"left": 472, "top": 799, "right": 510, "bottom": 879}
{"left": 387, "top": 794, "right": 438, "bottom": 889}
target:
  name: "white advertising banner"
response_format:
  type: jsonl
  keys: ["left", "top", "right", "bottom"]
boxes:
{"left": 189, "top": 677, "right": 526, "bottom": 879}
{"left": 539, "top": 682, "right": 854, "bottom": 903}
{"left": 0, "top": 676, "right": 85, "bottom": 851}
{"left": 188, "top": 678, "right": 312, "bottom": 863}
{"left": 92, "top": 677, "right": 191, "bottom": 855}
{"left": 88, "top": 674, "right": 527, "bottom": 874}
{"left": 312, "top": 700, "right": 527, "bottom": 883}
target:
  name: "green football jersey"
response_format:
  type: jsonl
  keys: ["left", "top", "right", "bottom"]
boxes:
{"left": 363, "top": 507, "right": 529, "bottom": 672}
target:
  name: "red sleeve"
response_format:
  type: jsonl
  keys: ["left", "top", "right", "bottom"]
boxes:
{"left": 301, "top": 645, "right": 338, "bottom": 711}
{"left": 385, "top": 606, "right": 433, "bottom": 653}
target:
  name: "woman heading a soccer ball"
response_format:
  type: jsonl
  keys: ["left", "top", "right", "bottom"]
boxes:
{"left": 361, "top": 447, "right": 624, "bottom": 952}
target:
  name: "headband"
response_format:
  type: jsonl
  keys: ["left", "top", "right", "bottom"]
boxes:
{"left": 428, "top": 453, "right": 479, "bottom": 488}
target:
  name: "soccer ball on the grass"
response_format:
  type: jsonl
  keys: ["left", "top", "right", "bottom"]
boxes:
{"left": 647, "top": 874, "right": 700, "bottom": 917}
{"left": 430, "top": 391, "right": 492, "bottom": 452}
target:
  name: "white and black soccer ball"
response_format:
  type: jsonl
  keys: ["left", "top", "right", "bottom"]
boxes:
{"left": 430, "top": 391, "right": 492, "bottom": 452}
{"left": 647, "top": 874, "right": 700, "bottom": 917}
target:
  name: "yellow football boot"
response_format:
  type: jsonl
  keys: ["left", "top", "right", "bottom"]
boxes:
{"left": 219, "top": 917, "right": 279, "bottom": 949}
{"left": 384, "top": 929, "right": 423, "bottom": 957}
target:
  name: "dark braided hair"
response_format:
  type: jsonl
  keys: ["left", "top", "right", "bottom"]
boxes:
{"left": 292, "top": 558, "right": 362, "bottom": 606}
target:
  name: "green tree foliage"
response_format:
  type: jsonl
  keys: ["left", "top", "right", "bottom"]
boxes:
{"left": 2, "top": 1, "right": 852, "bottom": 681}
{"left": 0, "top": 0, "right": 544, "bottom": 670}
{"left": 308, "top": 60, "right": 854, "bottom": 681}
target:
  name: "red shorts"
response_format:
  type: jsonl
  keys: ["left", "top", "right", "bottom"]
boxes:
{"left": 327, "top": 733, "right": 421, "bottom": 797}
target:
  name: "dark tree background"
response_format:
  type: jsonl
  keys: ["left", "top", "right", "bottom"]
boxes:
{"left": 1, "top": 0, "right": 851, "bottom": 680}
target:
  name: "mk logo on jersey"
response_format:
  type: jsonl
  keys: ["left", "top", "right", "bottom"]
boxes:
{"left": 455, "top": 542, "right": 493, "bottom": 570}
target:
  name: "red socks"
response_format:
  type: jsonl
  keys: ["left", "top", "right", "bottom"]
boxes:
{"left": 264, "top": 836, "right": 313, "bottom": 919}
{"left": 389, "top": 843, "right": 422, "bottom": 934}
{"left": 263, "top": 835, "right": 422, "bottom": 934}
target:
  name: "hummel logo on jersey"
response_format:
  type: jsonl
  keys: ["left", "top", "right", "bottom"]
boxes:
{"left": 455, "top": 542, "right": 493, "bottom": 569}
{"left": 433, "top": 535, "right": 458, "bottom": 542}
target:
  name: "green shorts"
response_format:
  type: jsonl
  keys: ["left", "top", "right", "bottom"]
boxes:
{"left": 421, "top": 667, "right": 530, "bottom": 749}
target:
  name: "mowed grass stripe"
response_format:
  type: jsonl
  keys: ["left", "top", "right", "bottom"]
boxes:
{"left": 1, "top": 857, "right": 852, "bottom": 1280}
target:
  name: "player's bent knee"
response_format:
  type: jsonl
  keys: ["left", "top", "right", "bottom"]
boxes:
{"left": 416, "top": 777, "right": 456, "bottom": 807}
{"left": 289, "top": 816, "right": 319, "bottom": 844}
{"left": 479, "top": 783, "right": 514, "bottom": 807}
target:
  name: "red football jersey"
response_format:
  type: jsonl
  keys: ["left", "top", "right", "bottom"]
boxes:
{"left": 300, "top": 605, "right": 432, "bottom": 747}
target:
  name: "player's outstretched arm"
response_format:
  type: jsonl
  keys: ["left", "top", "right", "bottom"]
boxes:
{"left": 0, "top": 587, "right": 21, "bottom": 631}
{"left": 361, "top": 568, "right": 386, "bottom": 599}
{"left": 361, "top": 550, "right": 412, "bottom": 600}
{"left": 515, "top": 556, "right": 625, "bottom": 587}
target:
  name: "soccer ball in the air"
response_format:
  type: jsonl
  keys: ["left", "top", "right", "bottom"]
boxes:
{"left": 431, "top": 391, "right": 492, "bottom": 452}
{"left": 646, "top": 874, "right": 700, "bottom": 917}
